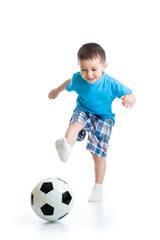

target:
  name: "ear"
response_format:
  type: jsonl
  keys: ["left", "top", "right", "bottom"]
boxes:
{"left": 103, "top": 62, "right": 108, "bottom": 71}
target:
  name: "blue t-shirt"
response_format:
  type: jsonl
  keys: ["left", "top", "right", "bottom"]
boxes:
{"left": 66, "top": 72, "right": 132, "bottom": 122}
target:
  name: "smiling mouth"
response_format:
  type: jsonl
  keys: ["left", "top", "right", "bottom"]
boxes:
{"left": 87, "top": 78, "right": 95, "bottom": 81}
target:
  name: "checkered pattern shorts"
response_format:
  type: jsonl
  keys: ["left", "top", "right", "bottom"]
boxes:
{"left": 69, "top": 109, "right": 114, "bottom": 158}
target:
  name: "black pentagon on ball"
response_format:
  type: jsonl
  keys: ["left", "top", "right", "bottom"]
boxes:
{"left": 62, "top": 191, "right": 72, "bottom": 205}
{"left": 41, "top": 204, "right": 54, "bottom": 215}
{"left": 40, "top": 182, "right": 54, "bottom": 194}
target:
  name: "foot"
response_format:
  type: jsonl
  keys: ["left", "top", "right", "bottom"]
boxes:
{"left": 55, "top": 138, "right": 72, "bottom": 162}
{"left": 89, "top": 183, "right": 103, "bottom": 202}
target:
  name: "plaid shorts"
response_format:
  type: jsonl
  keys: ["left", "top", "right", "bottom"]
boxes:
{"left": 70, "top": 109, "right": 114, "bottom": 158}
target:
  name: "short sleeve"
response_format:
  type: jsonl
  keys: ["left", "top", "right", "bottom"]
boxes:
{"left": 66, "top": 72, "right": 80, "bottom": 92}
{"left": 112, "top": 78, "right": 132, "bottom": 98}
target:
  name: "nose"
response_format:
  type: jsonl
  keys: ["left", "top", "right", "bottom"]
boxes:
{"left": 86, "top": 70, "right": 92, "bottom": 78}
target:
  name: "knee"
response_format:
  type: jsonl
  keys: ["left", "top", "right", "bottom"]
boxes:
{"left": 92, "top": 153, "right": 105, "bottom": 163}
{"left": 71, "top": 121, "right": 83, "bottom": 130}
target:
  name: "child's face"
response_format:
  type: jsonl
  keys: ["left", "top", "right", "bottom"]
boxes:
{"left": 79, "top": 57, "right": 107, "bottom": 84}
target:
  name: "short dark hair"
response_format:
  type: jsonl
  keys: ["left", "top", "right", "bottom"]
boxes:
{"left": 77, "top": 43, "right": 106, "bottom": 63}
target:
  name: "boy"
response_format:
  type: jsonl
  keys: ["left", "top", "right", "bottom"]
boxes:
{"left": 48, "top": 43, "right": 135, "bottom": 202}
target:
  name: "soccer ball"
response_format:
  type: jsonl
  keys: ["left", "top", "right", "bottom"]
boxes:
{"left": 31, "top": 178, "right": 74, "bottom": 222}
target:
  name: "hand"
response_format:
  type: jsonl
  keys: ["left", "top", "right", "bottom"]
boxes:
{"left": 48, "top": 88, "right": 59, "bottom": 100}
{"left": 120, "top": 94, "right": 136, "bottom": 108}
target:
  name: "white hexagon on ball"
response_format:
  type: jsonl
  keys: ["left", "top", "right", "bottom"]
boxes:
{"left": 31, "top": 178, "right": 74, "bottom": 222}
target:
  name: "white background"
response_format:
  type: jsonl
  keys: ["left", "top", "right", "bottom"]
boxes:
{"left": 0, "top": 0, "right": 160, "bottom": 239}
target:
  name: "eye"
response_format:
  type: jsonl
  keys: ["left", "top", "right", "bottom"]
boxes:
{"left": 81, "top": 69, "right": 86, "bottom": 72}
{"left": 92, "top": 69, "right": 97, "bottom": 71}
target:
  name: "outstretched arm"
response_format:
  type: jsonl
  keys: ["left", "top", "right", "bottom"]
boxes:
{"left": 48, "top": 79, "right": 71, "bottom": 100}
{"left": 120, "top": 93, "right": 136, "bottom": 108}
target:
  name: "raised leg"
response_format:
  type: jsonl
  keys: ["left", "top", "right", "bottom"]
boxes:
{"left": 55, "top": 122, "right": 83, "bottom": 162}
{"left": 65, "top": 121, "right": 83, "bottom": 146}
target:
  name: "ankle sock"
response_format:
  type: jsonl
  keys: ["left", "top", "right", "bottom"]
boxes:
{"left": 89, "top": 183, "right": 103, "bottom": 202}
{"left": 55, "top": 137, "right": 72, "bottom": 162}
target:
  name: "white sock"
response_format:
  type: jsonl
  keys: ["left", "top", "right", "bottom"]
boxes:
{"left": 55, "top": 137, "right": 72, "bottom": 162}
{"left": 89, "top": 183, "right": 103, "bottom": 202}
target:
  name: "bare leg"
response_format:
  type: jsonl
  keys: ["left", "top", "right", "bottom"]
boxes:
{"left": 55, "top": 121, "right": 83, "bottom": 162}
{"left": 65, "top": 121, "right": 83, "bottom": 146}
{"left": 89, "top": 153, "right": 106, "bottom": 202}
{"left": 92, "top": 153, "right": 106, "bottom": 184}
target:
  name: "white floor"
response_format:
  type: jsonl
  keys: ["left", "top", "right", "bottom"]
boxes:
{"left": 3, "top": 185, "right": 160, "bottom": 240}
{"left": 1, "top": 138, "right": 160, "bottom": 240}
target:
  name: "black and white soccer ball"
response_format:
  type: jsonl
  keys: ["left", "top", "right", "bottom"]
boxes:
{"left": 31, "top": 178, "right": 74, "bottom": 222}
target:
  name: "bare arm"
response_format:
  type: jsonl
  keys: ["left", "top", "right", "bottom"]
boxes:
{"left": 48, "top": 79, "right": 71, "bottom": 100}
